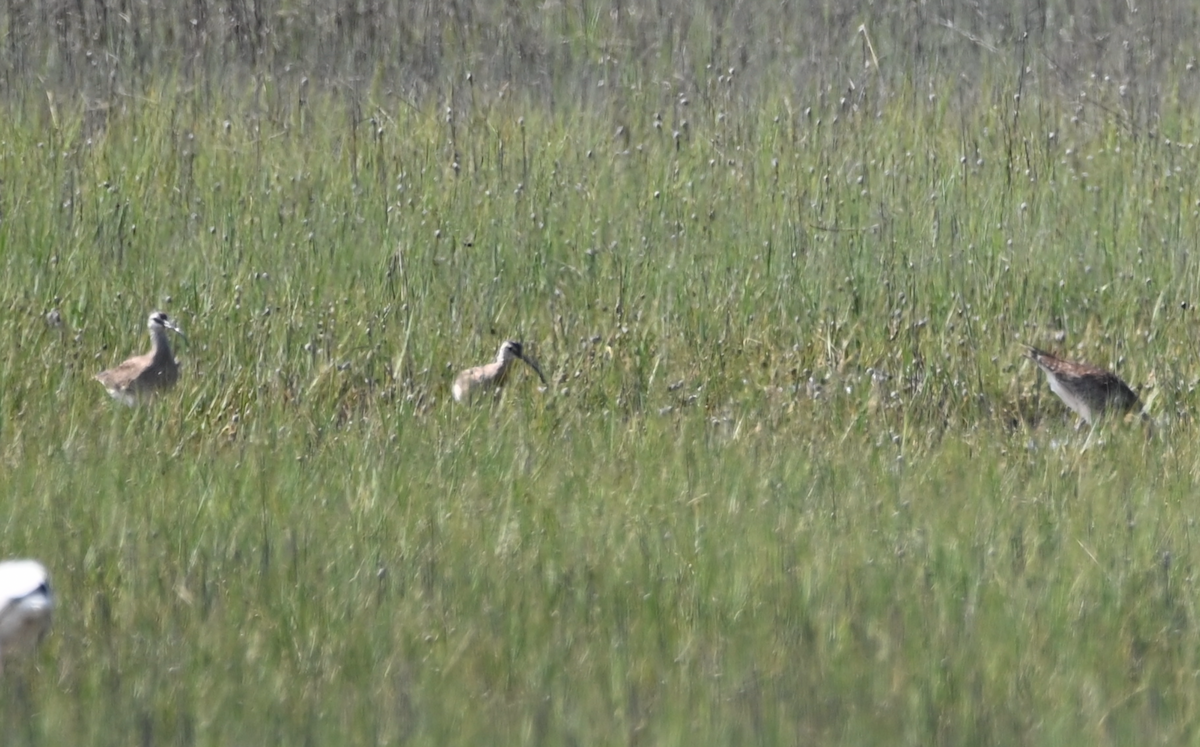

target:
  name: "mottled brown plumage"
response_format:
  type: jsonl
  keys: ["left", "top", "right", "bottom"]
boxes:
{"left": 1024, "top": 345, "right": 1140, "bottom": 425}
{"left": 95, "top": 311, "right": 184, "bottom": 405}
{"left": 452, "top": 340, "right": 546, "bottom": 403}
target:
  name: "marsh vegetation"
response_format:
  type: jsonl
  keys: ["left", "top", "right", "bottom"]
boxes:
{"left": 3, "top": 0, "right": 1200, "bottom": 743}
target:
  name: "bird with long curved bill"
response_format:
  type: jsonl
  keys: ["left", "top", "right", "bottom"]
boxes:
{"left": 452, "top": 340, "right": 547, "bottom": 403}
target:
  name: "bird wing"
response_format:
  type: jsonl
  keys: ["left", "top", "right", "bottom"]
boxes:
{"left": 95, "top": 352, "right": 155, "bottom": 390}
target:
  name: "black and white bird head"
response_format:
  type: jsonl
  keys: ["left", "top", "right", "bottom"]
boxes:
{"left": 498, "top": 340, "right": 546, "bottom": 384}
{"left": 496, "top": 340, "right": 525, "bottom": 364}
{"left": 0, "top": 560, "right": 53, "bottom": 670}
{"left": 148, "top": 311, "right": 184, "bottom": 336}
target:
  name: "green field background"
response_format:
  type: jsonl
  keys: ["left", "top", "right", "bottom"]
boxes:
{"left": 3, "top": 1, "right": 1200, "bottom": 744}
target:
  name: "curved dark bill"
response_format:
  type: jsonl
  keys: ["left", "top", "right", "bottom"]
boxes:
{"left": 519, "top": 355, "right": 547, "bottom": 385}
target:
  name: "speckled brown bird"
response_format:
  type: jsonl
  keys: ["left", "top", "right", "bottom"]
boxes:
{"left": 452, "top": 340, "right": 546, "bottom": 403}
{"left": 1024, "top": 345, "right": 1141, "bottom": 425}
{"left": 95, "top": 311, "right": 184, "bottom": 405}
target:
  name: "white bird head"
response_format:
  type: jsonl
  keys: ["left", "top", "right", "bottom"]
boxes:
{"left": 0, "top": 560, "right": 53, "bottom": 669}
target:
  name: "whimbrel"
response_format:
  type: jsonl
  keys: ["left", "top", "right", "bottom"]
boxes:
{"left": 1024, "top": 345, "right": 1141, "bottom": 425}
{"left": 452, "top": 340, "right": 546, "bottom": 403}
{"left": 95, "top": 311, "right": 184, "bottom": 405}
{"left": 0, "top": 560, "right": 53, "bottom": 672}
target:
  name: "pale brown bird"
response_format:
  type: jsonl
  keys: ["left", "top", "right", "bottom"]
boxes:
{"left": 1024, "top": 345, "right": 1141, "bottom": 425}
{"left": 0, "top": 560, "right": 53, "bottom": 672}
{"left": 95, "top": 311, "right": 184, "bottom": 405}
{"left": 452, "top": 340, "right": 546, "bottom": 403}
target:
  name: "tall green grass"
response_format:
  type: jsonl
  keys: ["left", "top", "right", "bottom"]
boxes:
{"left": 3, "top": 1, "right": 1200, "bottom": 744}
